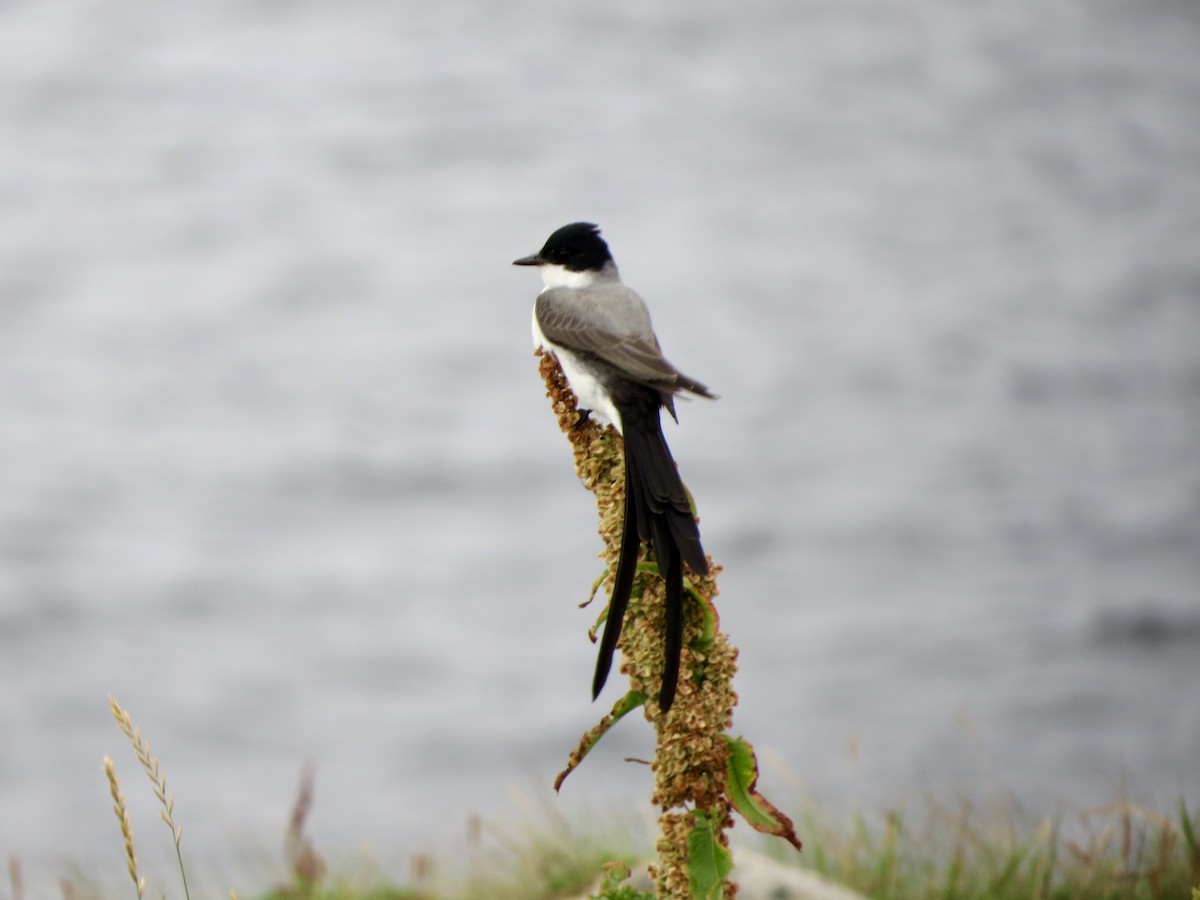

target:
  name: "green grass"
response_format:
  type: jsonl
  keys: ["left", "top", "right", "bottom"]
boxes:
{"left": 789, "top": 794, "right": 1199, "bottom": 900}
{"left": 292, "top": 795, "right": 1195, "bottom": 900}
{"left": 12, "top": 699, "right": 1195, "bottom": 900}
{"left": 41, "top": 782, "right": 1198, "bottom": 900}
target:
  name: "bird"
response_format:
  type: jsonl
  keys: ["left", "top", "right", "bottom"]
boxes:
{"left": 513, "top": 222, "right": 714, "bottom": 713}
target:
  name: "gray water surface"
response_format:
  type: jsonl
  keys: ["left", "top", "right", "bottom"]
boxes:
{"left": 2, "top": 0, "right": 1199, "bottom": 887}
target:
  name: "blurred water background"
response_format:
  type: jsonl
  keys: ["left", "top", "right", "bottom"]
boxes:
{"left": 2, "top": 0, "right": 1199, "bottom": 889}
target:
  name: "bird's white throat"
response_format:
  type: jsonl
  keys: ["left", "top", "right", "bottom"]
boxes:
{"left": 537, "top": 263, "right": 601, "bottom": 290}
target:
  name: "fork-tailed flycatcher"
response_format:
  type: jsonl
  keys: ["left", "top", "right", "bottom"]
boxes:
{"left": 514, "top": 222, "right": 714, "bottom": 712}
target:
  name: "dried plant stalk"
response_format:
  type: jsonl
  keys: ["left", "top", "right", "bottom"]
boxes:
{"left": 537, "top": 350, "right": 740, "bottom": 898}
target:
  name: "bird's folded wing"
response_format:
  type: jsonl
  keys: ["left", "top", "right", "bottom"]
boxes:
{"left": 536, "top": 287, "right": 683, "bottom": 388}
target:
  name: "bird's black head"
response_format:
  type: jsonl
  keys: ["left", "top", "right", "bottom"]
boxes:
{"left": 513, "top": 222, "right": 613, "bottom": 272}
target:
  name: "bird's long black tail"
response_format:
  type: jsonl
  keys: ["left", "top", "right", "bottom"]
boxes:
{"left": 591, "top": 459, "right": 641, "bottom": 702}
{"left": 592, "top": 396, "right": 708, "bottom": 712}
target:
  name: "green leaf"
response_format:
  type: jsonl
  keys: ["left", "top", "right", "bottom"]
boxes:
{"left": 554, "top": 691, "right": 646, "bottom": 791}
{"left": 687, "top": 582, "right": 719, "bottom": 649}
{"left": 589, "top": 859, "right": 653, "bottom": 900}
{"left": 1182, "top": 797, "right": 1199, "bottom": 870}
{"left": 724, "top": 735, "right": 803, "bottom": 851}
{"left": 686, "top": 809, "right": 734, "bottom": 900}
{"left": 593, "top": 859, "right": 631, "bottom": 896}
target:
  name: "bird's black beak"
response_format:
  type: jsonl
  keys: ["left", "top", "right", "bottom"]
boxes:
{"left": 512, "top": 254, "right": 543, "bottom": 267}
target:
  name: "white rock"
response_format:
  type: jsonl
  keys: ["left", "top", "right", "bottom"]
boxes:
{"left": 731, "top": 848, "right": 872, "bottom": 900}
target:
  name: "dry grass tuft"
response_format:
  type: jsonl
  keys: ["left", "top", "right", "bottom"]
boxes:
{"left": 102, "top": 755, "right": 144, "bottom": 900}
{"left": 282, "top": 761, "right": 327, "bottom": 890}
{"left": 106, "top": 694, "right": 191, "bottom": 900}
{"left": 9, "top": 855, "right": 24, "bottom": 900}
